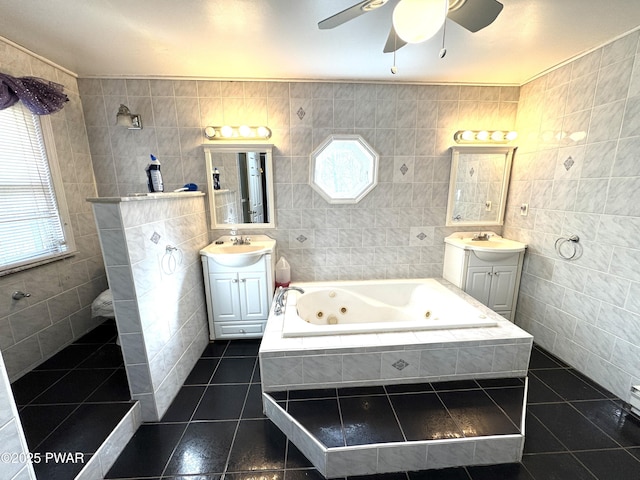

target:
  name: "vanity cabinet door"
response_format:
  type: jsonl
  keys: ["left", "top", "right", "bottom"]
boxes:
{"left": 238, "top": 270, "right": 269, "bottom": 320}
{"left": 210, "top": 272, "right": 242, "bottom": 321}
{"left": 466, "top": 266, "right": 493, "bottom": 305}
{"left": 487, "top": 265, "right": 517, "bottom": 311}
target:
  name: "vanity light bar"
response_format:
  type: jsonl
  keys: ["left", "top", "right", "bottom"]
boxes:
{"left": 453, "top": 130, "right": 518, "bottom": 144}
{"left": 204, "top": 125, "right": 272, "bottom": 140}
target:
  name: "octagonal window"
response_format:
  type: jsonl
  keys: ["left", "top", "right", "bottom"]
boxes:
{"left": 309, "top": 134, "right": 379, "bottom": 204}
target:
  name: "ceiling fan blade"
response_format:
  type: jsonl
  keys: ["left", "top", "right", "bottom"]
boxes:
{"left": 318, "top": 1, "right": 375, "bottom": 29}
{"left": 383, "top": 25, "right": 407, "bottom": 53}
{"left": 447, "top": 0, "right": 503, "bottom": 33}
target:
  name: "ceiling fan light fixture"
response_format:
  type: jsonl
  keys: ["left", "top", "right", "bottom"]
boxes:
{"left": 362, "top": 0, "right": 389, "bottom": 12}
{"left": 392, "top": 0, "right": 449, "bottom": 44}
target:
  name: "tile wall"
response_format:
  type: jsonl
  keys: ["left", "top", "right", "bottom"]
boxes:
{"left": 78, "top": 79, "right": 519, "bottom": 280}
{"left": 92, "top": 194, "right": 210, "bottom": 421}
{"left": 0, "top": 37, "right": 107, "bottom": 381}
{"left": 503, "top": 29, "right": 640, "bottom": 402}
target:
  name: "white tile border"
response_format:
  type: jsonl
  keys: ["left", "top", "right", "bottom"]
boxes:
{"left": 74, "top": 402, "right": 142, "bottom": 480}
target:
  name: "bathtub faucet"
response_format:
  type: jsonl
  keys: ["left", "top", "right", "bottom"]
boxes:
{"left": 274, "top": 286, "right": 305, "bottom": 315}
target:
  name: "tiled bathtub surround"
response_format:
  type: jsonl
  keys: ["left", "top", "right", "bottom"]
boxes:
{"left": 90, "top": 193, "right": 210, "bottom": 421}
{"left": 78, "top": 78, "right": 520, "bottom": 281}
{"left": 260, "top": 280, "right": 532, "bottom": 476}
{"left": 503, "top": 29, "right": 640, "bottom": 403}
{"left": 259, "top": 279, "right": 532, "bottom": 392}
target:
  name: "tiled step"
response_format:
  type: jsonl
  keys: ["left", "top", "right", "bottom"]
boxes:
{"left": 10, "top": 320, "right": 141, "bottom": 479}
{"left": 263, "top": 378, "right": 528, "bottom": 477}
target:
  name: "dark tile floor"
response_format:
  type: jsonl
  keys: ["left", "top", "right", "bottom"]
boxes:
{"left": 11, "top": 320, "right": 134, "bottom": 480}
{"left": 101, "top": 340, "right": 640, "bottom": 480}
{"left": 11, "top": 328, "right": 640, "bottom": 480}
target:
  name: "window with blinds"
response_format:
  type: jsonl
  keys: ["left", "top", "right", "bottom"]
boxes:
{"left": 0, "top": 101, "right": 75, "bottom": 275}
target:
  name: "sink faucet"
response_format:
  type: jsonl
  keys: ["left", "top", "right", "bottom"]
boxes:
{"left": 231, "top": 236, "right": 250, "bottom": 245}
{"left": 274, "top": 286, "right": 305, "bottom": 315}
{"left": 472, "top": 232, "right": 490, "bottom": 241}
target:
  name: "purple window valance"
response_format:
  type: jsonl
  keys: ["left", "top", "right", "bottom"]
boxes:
{"left": 0, "top": 73, "right": 68, "bottom": 115}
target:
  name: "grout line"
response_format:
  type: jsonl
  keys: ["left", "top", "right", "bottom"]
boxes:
{"left": 218, "top": 357, "right": 259, "bottom": 476}
{"left": 334, "top": 388, "right": 347, "bottom": 448}
{"left": 384, "top": 385, "right": 409, "bottom": 442}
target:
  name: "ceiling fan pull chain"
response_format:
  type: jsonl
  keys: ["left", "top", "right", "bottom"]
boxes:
{"left": 391, "top": 31, "right": 398, "bottom": 74}
{"left": 439, "top": 0, "right": 448, "bottom": 58}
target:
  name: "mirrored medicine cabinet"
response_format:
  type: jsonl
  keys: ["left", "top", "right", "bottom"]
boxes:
{"left": 446, "top": 146, "right": 516, "bottom": 227}
{"left": 204, "top": 143, "right": 275, "bottom": 230}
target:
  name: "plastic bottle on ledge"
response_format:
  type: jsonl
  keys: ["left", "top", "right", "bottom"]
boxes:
{"left": 275, "top": 257, "right": 291, "bottom": 288}
{"left": 213, "top": 167, "right": 221, "bottom": 190}
{"left": 146, "top": 154, "right": 164, "bottom": 192}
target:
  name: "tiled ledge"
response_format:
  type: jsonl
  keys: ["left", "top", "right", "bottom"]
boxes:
{"left": 75, "top": 402, "right": 142, "bottom": 480}
{"left": 87, "top": 191, "right": 205, "bottom": 203}
{"left": 263, "top": 379, "right": 528, "bottom": 477}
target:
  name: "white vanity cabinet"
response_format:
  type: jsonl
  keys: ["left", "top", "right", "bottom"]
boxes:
{"left": 200, "top": 236, "right": 275, "bottom": 339}
{"left": 443, "top": 233, "right": 527, "bottom": 321}
{"left": 209, "top": 266, "right": 269, "bottom": 321}
{"left": 464, "top": 260, "right": 519, "bottom": 316}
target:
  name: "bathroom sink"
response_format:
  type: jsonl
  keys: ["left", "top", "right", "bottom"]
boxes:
{"left": 200, "top": 236, "right": 276, "bottom": 267}
{"left": 212, "top": 245, "right": 266, "bottom": 255}
{"left": 445, "top": 233, "right": 527, "bottom": 261}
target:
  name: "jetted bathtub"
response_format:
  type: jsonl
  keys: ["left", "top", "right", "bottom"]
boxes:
{"left": 280, "top": 278, "right": 498, "bottom": 337}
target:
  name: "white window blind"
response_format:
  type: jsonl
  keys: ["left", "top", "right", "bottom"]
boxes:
{"left": 0, "top": 101, "right": 75, "bottom": 274}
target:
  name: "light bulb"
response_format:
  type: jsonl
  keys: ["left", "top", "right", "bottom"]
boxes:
{"left": 490, "top": 131, "right": 504, "bottom": 141}
{"left": 239, "top": 125, "right": 252, "bottom": 137}
{"left": 220, "top": 126, "right": 234, "bottom": 138}
{"left": 506, "top": 131, "right": 518, "bottom": 141}
{"left": 476, "top": 131, "right": 489, "bottom": 141}
{"left": 204, "top": 126, "right": 216, "bottom": 139}
{"left": 257, "top": 126, "right": 271, "bottom": 138}
{"left": 392, "top": 0, "right": 449, "bottom": 44}
{"left": 461, "top": 130, "right": 474, "bottom": 141}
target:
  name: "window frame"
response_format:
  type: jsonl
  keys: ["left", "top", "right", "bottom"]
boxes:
{"left": 0, "top": 102, "right": 76, "bottom": 276}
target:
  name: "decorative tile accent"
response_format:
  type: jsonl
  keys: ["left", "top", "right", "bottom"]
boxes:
{"left": 416, "top": 232, "right": 427, "bottom": 241}
{"left": 400, "top": 164, "right": 409, "bottom": 175}
{"left": 392, "top": 359, "right": 409, "bottom": 371}
{"left": 564, "top": 156, "right": 575, "bottom": 171}
{"left": 150, "top": 231, "right": 161, "bottom": 244}
{"left": 296, "top": 107, "right": 306, "bottom": 120}
{"left": 296, "top": 235, "right": 308, "bottom": 243}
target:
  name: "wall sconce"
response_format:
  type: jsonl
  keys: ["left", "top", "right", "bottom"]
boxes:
{"left": 115, "top": 104, "right": 142, "bottom": 130}
{"left": 204, "top": 125, "right": 272, "bottom": 140}
{"left": 453, "top": 130, "right": 518, "bottom": 144}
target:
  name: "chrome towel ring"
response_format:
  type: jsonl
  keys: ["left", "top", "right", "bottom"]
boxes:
{"left": 555, "top": 235, "right": 580, "bottom": 260}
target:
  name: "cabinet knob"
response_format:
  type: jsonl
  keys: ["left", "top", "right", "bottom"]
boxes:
{"left": 241, "top": 278, "right": 246, "bottom": 282}
{"left": 232, "top": 278, "right": 238, "bottom": 283}
{"left": 494, "top": 272, "right": 500, "bottom": 276}
{"left": 240, "top": 329, "right": 246, "bottom": 333}
{"left": 487, "top": 272, "right": 492, "bottom": 276}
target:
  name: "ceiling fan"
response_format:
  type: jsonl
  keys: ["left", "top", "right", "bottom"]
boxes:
{"left": 318, "top": 0, "right": 504, "bottom": 53}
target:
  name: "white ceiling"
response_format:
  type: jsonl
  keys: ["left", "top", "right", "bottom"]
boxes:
{"left": 2, "top": 0, "right": 640, "bottom": 85}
